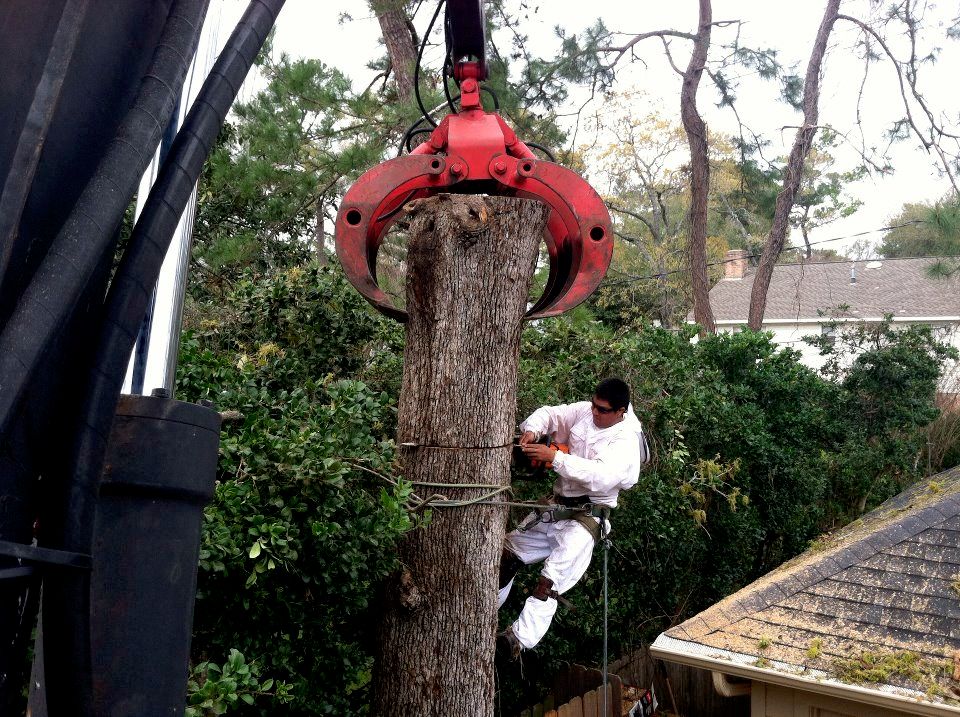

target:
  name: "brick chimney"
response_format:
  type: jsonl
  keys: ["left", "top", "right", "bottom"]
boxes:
{"left": 723, "top": 249, "right": 749, "bottom": 280}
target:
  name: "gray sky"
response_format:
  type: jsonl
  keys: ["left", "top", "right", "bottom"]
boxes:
{"left": 227, "top": 0, "right": 959, "bottom": 255}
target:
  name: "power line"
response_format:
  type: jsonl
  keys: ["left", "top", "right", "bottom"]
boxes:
{"left": 602, "top": 219, "right": 927, "bottom": 286}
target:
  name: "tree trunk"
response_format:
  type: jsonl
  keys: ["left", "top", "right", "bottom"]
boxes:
{"left": 371, "top": 0, "right": 417, "bottom": 103}
{"left": 680, "top": 0, "right": 716, "bottom": 334}
{"left": 747, "top": 0, "right": 840, "bottom": 330}
{"left": 370, "top": 195, "right": 547, "bottom": 716}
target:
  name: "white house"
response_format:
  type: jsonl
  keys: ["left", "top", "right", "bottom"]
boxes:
{"left": 706, "top": 251, "right": 960, "bottom": 377}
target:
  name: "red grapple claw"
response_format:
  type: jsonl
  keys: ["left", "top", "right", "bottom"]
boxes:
{"left": 334, "top": 64, "right": 612, "bottom": 322}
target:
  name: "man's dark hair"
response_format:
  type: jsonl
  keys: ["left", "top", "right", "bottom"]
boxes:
{"left": 594, "top": 377, "right": 630, "bottom": 411}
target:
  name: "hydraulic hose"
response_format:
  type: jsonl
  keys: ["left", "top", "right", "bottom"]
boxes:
{"left": 0, "top": 0, "right": 90, "bottom": 297}
{"left": 43, "top": 1, "right": 285, "bottom": 714}
{"left": 0, "top": 1, "right": 207, "bottom": 439}
{"left": 22, "top": 1, "right": 211, "bottom": 714}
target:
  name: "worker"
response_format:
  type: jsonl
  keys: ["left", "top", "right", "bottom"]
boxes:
{"left": 496, "top": 377, "right": 648, "bottom": 660}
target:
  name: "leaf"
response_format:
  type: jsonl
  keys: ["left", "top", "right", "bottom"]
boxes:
{"left": 248, "top": 540, "right": 262, "bottom": 559}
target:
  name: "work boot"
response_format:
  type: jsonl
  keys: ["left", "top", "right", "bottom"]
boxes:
{"left": 495, "top": 628, "right": 522, "bottom": 662}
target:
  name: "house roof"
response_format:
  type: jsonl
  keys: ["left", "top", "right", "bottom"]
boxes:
{"left": 651, "top": 467, "right": 960, "bottom": 711}
{"left": 708, "top": 257, "right": 960, "bottom": 323}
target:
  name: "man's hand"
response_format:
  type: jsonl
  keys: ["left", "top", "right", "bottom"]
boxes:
{"left": 521, "top": 442, "right": 557, "bottom": 463}
{"left": 519, "top": 430, "right": 537, "bottom": 446}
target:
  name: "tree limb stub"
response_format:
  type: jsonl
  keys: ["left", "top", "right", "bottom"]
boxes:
{"left": 371, "top": 195, "right": 548, "bottom": 717}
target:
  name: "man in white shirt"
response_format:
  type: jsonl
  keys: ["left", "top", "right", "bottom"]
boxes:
{"left": 496, "top": 378, "right": 648, "bottom": 660}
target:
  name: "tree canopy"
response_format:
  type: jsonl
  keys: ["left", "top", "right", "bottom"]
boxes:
{"left": 879, "top": 197, "right": 960, "bottom": 258}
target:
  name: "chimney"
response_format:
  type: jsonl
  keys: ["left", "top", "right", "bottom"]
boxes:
{"left": 850, "top": 263, "right": 857, "bottom": 284}
{"left": 723, "top": 249, "right": 749, "bottom": 280}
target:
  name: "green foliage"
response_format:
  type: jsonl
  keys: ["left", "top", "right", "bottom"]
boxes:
{"left": 178, "top": 264, "right": 412, "bottom": 715}
{"left": 193, "top": 55, "right": 395, "bottom": 282}
{"left": 879, "top": 198, "right": 960, "bottom": 259}
{"left": 177, "top": 252, "right": 956, "bottom": 715}
{"left": 788, "top": 132, "right": 865, "bottom": 256}
{"left": 806, "top": 317, "right": 957, "bottom": 514}
{"left": 186, "top": 649, "right": 292, "bottom": 716}
{"left": 830, "top": 650, "right": 950, "bottom": 696}
{"left": 499, "top": 317, "right": 953, "bottom": 712}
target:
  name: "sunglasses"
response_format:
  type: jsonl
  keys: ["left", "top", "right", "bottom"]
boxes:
{"left": 591, "top": 399, "right": 618, "bottom": 415}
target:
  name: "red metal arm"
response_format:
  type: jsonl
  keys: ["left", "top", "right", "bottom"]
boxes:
{"left": 334, "top": 62, "right": 613, "bottom": 321}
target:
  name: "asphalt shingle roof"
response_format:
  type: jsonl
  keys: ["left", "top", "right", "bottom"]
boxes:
{"left": 709, "top": 257, "right": 960, "bottom": 322}
{"left": 661, "top": 467, "right": 960, "bottom": 701}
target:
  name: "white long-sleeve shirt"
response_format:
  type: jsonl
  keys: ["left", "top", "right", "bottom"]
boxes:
{"left": 520, "top": 401, "right": 648, "bottom": 507}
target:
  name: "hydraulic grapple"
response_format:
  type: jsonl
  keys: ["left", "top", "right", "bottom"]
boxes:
{"left": 334, "top": 0, "right": 613, "bottom": 320}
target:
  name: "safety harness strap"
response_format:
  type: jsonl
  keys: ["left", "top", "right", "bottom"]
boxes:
{"left": 519, "top": 502, "right": 609, "bottom": 543}
{"left": 569, "top": 511, "right": 602, "bottom": 543}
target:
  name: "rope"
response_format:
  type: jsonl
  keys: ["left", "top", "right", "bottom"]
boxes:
{"left": 407, "top": 483, "right": 513, "bottom": 511}
{"left": 371, "top": 463, "right": 611, "bottom": 518}
{"left": 399, "top": 442, "right": 514, "bottom": 450}
{"left": 406, "top": 480, "right": 562, "bottom": 513}
{"left": 343, "top": 460, "right": 557, "bottom": 513}
{"left": 601, "top": 521, "right": 611, "bottom": 717}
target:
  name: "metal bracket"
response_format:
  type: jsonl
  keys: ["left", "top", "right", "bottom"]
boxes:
{"left": 0, "top": 539, "right": 92, "bottom": 572}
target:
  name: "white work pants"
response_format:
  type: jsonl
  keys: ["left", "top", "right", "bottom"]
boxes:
{"left": 498, "top": 514, "right": 598, "bottom": 649}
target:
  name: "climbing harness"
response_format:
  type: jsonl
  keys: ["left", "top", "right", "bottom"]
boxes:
{"left": 517, "top": 500, "right": 608, "bottom": 544}
{"left": 333, "top": 0, "right": 613, "bottom": 322}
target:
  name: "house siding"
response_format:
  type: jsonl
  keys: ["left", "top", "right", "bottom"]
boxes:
{"left": 752, "top": 682, "right": 921, "bottom": 717}
{"left": 715, "top": 320, "right": 960, "bottom": 391}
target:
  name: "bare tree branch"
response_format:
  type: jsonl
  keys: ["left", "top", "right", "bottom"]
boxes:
{"left": 838, "top": 12, "right": 960, "bottom": 194}
{"left": 748, "top": 0, "right": 841, "bottom": 330}
{"left": 681, "top": 0, "right": 717, "bottom": 334}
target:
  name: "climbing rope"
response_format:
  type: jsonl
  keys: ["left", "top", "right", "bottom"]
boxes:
{"left": 601, "top": 519, "right": 611, "bottom": 717}
{"left": 344, "top": 458, "right": 557, "bottom": 513}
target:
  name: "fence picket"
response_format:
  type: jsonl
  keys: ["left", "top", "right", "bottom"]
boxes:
{"left": 554, "top": 662, "right": 571, "bottom": 705}
{"left": 608, "top": 674, "right": 623, "bottom": 717}
{"left": 521, "top": 664, "right": 628, "bottom": 717}
{"left": 582, "top": 688, "right": 599, "bottom": 717}
{"left": 568, "top": 695, "right": 584, "bottom": 717}
{"left": 571, "top": 664, "right": 586, "bottom": 700}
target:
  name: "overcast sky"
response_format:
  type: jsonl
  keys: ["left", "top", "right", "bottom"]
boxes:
{"left": 219, "top": 0, "right": 959, "bottom": 255}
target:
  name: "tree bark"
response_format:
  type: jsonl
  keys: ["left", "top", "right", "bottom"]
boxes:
{"left": 747, "top": 0, "right": 840, "bottom": 330}
{"left": 370, "top": 195, "right": 547, "bottom": 716}
{"left": 371, "top": 0, "right": 417, "bottom": 103}
{"left": 680, "top": 0, "right": 717, "bottom": 334}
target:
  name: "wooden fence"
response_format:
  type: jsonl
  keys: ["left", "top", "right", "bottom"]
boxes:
{"left": 518, "top": 663, "right": 623, "bottom": 717}
{"left": 608, "top": 647, "right": 750, "bottom": 717}
{"left": 517, "top": 648, "right": 751, "bottom": 717}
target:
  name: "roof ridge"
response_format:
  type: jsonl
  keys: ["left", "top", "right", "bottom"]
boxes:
{"left": 777, "top": 255, "right": 960, "bottom": 266}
